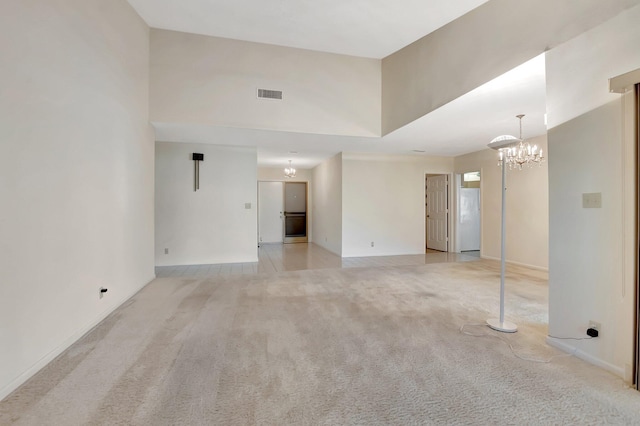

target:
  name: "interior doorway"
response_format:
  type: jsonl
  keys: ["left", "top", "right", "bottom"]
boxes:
{"left": 458, "top": 171, "right": 481, "bottom": 254}
{"left": 283, "top": 181, "right": 308, "bottom": 243}
{"left": 425, "top": 174, "right": 449, "bottom": 252}
{"left": 258, "top": 181, "right": 309, "bottom": 246}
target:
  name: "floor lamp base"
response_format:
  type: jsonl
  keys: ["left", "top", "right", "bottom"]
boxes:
{"left": 487, "top": 318, "right": 518, "bottom": 333}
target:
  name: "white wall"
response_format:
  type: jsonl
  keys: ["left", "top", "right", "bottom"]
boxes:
{"left": 150, "top": 29, "right": 381, "bottom": 137}
{"left": 0, "top": 0, "right": 154, "bottom": 399}
{"left": 545, "top": 4, "right": 640, "bottom": 379}
{"left": 381, "top": 0, "right": 640, "bottom": 135}
{"left": 155, "top": 143, "right": 258, "bottom": 265}
{"left": 341, "top": 153, "right": 453, "bottom": 257}
{"left": 454, "top": 136, "right": 549, "bottom": 270}
{"left": 311, "top": 154, "right": 343, "bottom": 255}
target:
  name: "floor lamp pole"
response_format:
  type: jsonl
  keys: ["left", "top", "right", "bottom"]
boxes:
{"left": 487, "top": 158, "right": 518, "bottom": 333}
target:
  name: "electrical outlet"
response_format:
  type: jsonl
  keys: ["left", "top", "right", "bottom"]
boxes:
{"left": 164, "top": 248, "right": 169, "bottom": 254}
{"left": 589, "top": 320, "right": 601, "bottom": 330}
{"left": 371, "top": 242, "right": 374, "bottom": 247}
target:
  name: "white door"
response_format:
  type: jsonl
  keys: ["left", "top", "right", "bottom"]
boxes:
{"left": 258, "top": 181, "right": 283, "bottom": 243}
{"left": 426, "top": 175, "right": 448, "bottom": 251}
{"left": 459, "top": 188, "right": 481, "bottom": 251}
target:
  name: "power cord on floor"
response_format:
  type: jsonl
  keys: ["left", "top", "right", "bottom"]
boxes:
{"left": 547, "top": 335, "right": 593, "bottom": 340}
{"left": 459, "top": 323, "right": 580, "bottom": 363}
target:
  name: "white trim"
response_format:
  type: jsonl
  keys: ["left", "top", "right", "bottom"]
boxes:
{"left": 480, "top": 254, "right": 548, "bottom": 272}
{"left": 0, "top": 275, "right": 155, "bottom": 401}
{"left": 546, "top": 337, "right": 625, "bottom": 379}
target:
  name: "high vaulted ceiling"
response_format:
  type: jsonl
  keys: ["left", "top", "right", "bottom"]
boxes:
{"left": 153, "top": 54, "right": 546, "bottom": 168}
{"left": 125, "top": 0, "right": 624, "bottom": 168}
{"left": 126, "top": 0, "right": 489, "bottom": 59}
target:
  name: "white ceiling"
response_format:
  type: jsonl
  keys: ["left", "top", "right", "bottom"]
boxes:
{"left": 129, "top": 0, "right": 547, "bottom": 168}
{"left": 127, "top": 0, "right": 489, "bottom": 59}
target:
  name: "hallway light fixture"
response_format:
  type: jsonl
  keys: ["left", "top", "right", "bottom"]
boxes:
{"left": 486, "top": 114, "right": 542, "bottom": 333}
{"left": 284, "top": 160, "right": 296, "bottom": 178}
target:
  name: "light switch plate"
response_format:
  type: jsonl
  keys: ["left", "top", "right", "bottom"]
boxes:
{"left": 582, "top": 192, "right": 602, "bottom": 208}
{"left": 245, "top": 203, "right": 251, "bottom": 209}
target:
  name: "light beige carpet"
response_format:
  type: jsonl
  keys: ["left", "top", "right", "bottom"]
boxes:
{"left": 2, "top": 260, "right": 640, "bottom": 425}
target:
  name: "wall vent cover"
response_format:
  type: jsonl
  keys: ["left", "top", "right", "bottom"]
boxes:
{"left": 257, "top": 89, "right": 283, "bottom": 100}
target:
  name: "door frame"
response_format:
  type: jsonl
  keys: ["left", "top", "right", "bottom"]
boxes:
{"left": 453, "top": 171, "right": 483, "bottom": 255}
{"left": 283, "top": 181, "right": 309, "bottom": 244}
{"left": 425, "top": 173, "right": 452, "bottom": 252}
{"left": 257, "top": 179, "right": 311, "bottom": 247}
{"left": 634, "top": 83, "right": 639, "bottom": 390}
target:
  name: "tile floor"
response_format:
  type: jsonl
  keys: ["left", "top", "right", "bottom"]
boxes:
{"left": 155, "top": 243, "right": 481, "bottom": 277}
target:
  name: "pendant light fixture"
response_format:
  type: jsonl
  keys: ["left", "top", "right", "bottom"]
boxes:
{"left": 284, "top": 160, "right": 296, "bottom": 178}
{"left": 498, "top": 114, "right": 544, "bottom": 169}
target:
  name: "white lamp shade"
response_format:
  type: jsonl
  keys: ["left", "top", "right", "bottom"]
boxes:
{"left": 488, "top": 135, "right": 520, "bottom": 150}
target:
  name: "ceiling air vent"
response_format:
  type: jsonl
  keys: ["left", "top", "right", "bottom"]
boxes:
{"left": 257, "top": 88, "right": 283, "bottom": 100}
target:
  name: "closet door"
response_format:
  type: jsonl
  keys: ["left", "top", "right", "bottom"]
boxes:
{"left": 258, "top": 181, "right": 284, "bottom": 244}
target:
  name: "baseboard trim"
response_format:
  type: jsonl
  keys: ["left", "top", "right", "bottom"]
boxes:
{"left": 0, "top": 274, "right": 156, "bottom": 401}
{"left": 312, "top": 242, "right": 342, "bottom": 257}
{"left": 546, "top": 336, "right": 625, "bottom": 378}
{"left": 342, "top": 250, "right": 425, "bottom": 258}
{"left": 480, "top": 255, "right": 549, "bottom": 272}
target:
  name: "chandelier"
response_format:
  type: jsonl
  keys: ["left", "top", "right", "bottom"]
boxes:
{"left": 493, "top": 114, "right": 544, "bottom": 169}
{"left": 284, "top": 160, "right": 296, "bottom": 178}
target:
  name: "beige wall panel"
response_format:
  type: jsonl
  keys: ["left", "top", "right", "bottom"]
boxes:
{"left": 151, "top": 30, "right": 381, "bottom": 137}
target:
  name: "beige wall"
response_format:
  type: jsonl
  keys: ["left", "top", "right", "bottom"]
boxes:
{"left": 342, "top": 154, "right": 453, "bottom": 257}
{"left": 0, "top": 0, "right": 154, "bottom": 399}
{"left": 312, "top": 154, "right": 343, "bottom": 255}
{"left": 150, "top": 29, "right": 381, "bottom": 137}
{"left": 155, "top": 143, "right": 258, "bottom": 265}
{"left": 546, "top": 3, "right": 640, "bottom": 380}
{"left": 381, "top": 0, "right": 640, "bottom": 135}
{"left": 454, "top": 137, "right": 549, "bottom": 270}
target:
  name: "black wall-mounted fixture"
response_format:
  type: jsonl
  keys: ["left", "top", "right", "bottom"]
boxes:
{"left": 192, "top": 153, "right": 204, "bottom": 191}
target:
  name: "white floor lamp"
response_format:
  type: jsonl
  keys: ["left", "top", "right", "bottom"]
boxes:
{"left": 486, "top": 114, "right": 544, "bottom": 333}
